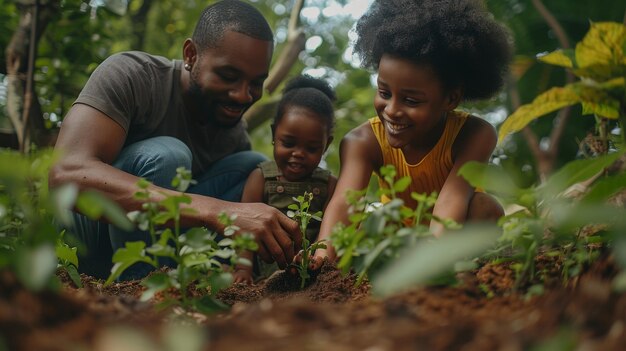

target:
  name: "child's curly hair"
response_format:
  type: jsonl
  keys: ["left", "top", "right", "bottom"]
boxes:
{"left": 353, "top": 0, "right": 513, "bottom": 101}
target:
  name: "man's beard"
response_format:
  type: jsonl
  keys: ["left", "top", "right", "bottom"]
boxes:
{"left": 187, "top": 74, "right": 244, "bottom": 128}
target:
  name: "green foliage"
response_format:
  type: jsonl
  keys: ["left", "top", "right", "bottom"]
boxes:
{"left": 107, "top": 167, "right": 257, "bottom": 314}
{"left": 499, "top": 22, "right": 626, "bottom": 145}
{"left": 372, "top": 224, "right": 501, "bottom": 297}
{"left": 286, "top": 191, "right": 325, "bottom": 289}
{"left": 331, "top": 165, "right": 459, "bottom": 286}
{"left": 459, "top": 151, "right": 626, "bottom": 289}
{"left": 0, "top": 148, "right": 130, "bottom": 291}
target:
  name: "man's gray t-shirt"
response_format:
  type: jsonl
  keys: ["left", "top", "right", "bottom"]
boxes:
{"left": 74, "top": 51, "right": 251, "bottom": 176}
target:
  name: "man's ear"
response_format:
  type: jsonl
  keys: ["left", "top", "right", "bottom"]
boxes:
{"left": 183, "top": 39, "right": 197, "bottom": 67}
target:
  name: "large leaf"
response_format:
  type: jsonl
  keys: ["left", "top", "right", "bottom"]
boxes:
{"left": 574, "top": 82, "right": 622, "bottom": 118}
{"left": 581, "top": 172, "right": 626, "bottom": 204}
{"left": 457, "top": 162, "right": 524, "bottom": 201}
{"left": 575, "top": 22, "right": 626, "bottom": 79}
{"left": 540, "top": 151, "right": 625, "bottom": 199}
{"left": 106, "top": 241, "right": 154, "bottom": 285}
{"left": 498, "top": 87, "right": 580, "bottom": 144}
{"left": 538, "top": 49, "right": 574, "bottom": 68}
{"left": 372, "top": 225, "right": 501, "bottom": 297}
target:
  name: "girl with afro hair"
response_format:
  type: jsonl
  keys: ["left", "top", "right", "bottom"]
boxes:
{"left": 310, "top": 0, "right": 514, "bottom": 268}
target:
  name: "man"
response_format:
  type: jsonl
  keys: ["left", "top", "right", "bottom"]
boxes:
{"left": 49, "top": 0, "right": 301, "bottom": 279}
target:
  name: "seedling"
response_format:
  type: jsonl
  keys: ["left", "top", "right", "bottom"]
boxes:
{"left": 331, "top": 165, "right": 457, "bottom": 286}
{"left": 287, "top": 191, "right": 326, "bottom": 289}
{"left": 107, "top": 167, "right": 257, "bottom": 313}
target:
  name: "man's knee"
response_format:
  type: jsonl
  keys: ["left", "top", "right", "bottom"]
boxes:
{"left": 114, "top": 136, "right": 192, "bottom": 187}
{"left": 467, "top": 192, "right": 504, "bottom": 222}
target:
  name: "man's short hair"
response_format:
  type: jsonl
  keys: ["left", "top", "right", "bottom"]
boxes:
{"left": 192, "top": 0, "right": 274, "bottom": 51}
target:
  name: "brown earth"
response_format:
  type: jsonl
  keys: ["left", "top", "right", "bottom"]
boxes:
{"left": 2, "top": 253, "right": 626, "bottom": 351}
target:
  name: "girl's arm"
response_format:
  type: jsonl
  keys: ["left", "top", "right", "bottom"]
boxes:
{"left": 312, "top": 122, "right": 382, "bottom": 267}
{"left": 430, "top": 116, "right": 497, "bottom": 236}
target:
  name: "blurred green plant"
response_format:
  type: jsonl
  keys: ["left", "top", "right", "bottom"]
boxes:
{"left": 0, "top": 148, "right": 131, "bottom": 291}
{"left": 459, "top": 150, "right": 626, "bottom": 290}
{"left": 107, "top": 167, "right": 258, "bottom": 314}
{"left": 286, "top": 191, "right": 326, "bottom": 289}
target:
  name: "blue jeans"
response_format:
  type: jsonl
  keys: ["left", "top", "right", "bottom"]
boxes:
{"left": 70, "top": 136, "right": 267, "bottom": 280}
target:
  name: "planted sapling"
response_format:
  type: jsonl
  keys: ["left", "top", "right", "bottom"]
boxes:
{"left": 107, "top": 167, "right": 257, "bottom": 313}
{"left": 287, "top": 191, "right": 326, "bottom": 289}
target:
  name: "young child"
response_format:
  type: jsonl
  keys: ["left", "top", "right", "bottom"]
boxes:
{"left": 234, "top": 75, "right": 338, "bottom": 284}
{"left": 311, "top": 0, "right": 513, "bottom": 268}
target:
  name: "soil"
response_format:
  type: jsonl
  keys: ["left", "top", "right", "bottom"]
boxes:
{"left": 2, "top": 252, "right": 626, "bottom": 351}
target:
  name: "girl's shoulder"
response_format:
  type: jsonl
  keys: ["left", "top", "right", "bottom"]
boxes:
{"left": 340, "top": 117, "right": 383, "bottom": 167}
{"left": 452, "top": 112, "right": 497, "bottom": 158}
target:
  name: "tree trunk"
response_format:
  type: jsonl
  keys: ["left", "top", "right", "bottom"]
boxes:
{"left": 4, "top": 0, "right": 60, "bottom": 151}
{"left": 244, "top": 0, "right": 306, "bottom": 131}
{"left": 130, "top": 0, "right": 153, "bottom": 51}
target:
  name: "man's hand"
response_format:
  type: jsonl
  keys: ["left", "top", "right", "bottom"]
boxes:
{"left": 230, "top": 203, "right": 301, "bottom": 269}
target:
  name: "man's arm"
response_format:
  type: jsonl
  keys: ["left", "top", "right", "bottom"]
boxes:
{"left": 430, "top": 116, "right": 497, "bottom": 236}
{"left": 50, "top": 104, "right": 300, "bottom": 267}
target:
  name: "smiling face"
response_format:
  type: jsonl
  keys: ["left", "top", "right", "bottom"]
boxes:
{"left": 273, "top": 107, "right": 332, "bottom": 182}
{"left": 374, "top": 54, "right": 461, "bottom": 150}
{"left": 183, "top": 30, "right": 273, "bottom": 127}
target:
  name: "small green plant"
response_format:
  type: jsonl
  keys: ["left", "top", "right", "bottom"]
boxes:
{"left": 331, "top": 165, "right": 457, "bottom": 286}
{"left": 286, "top": 191, "right": 326, "bottom": 289}
{"left": 107, "top": 167, "right": 257, "bottom": 313}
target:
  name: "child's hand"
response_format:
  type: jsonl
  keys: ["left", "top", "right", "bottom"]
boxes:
{"left": 310, "top": 247, "right": 336, "bottom": 271}
{"left": 232, "top": 267, "right": 253, "bottom": 285}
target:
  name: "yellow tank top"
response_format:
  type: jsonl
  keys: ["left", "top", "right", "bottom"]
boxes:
{"left": 370, "top": 111, "right": 468, "bottom": 206}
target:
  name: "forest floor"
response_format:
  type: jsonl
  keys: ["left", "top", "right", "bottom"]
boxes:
{"left": 2, "top": 251, "right": 626, "bottom": 351}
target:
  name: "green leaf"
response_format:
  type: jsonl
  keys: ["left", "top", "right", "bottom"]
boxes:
{"left": 541, "top": 151, "right": 625, "bottom": 198}
{"left": 574, "top": 82, "right": 622, "bottom": 118}
{"left": 76, "top": 190, "right": 134, "bottom": 231}
{"left": 575, "top": 22, "right": 626, "bottom": 79}
{"left": 372, "top": 225, "right": 501, "bottom": 297}
{"left": 15, "top": 244, "right": 58, "bottom": 291}
{"left": 193, "top": 296, "right": 230, "bottom": 314}
{"left": 182, "top": 252, "right": 211, "bottom": 267}
{"left": 393, "top": 176, "right": 411, "bottom": 193}
{"left": 582, "top": 172, "right": 626, "bottom": 204}
{"left": 106, "top": 241, "right": 154, "bottom": 285}
{"left": 140, "top": 273, "right": 171, "bottom": 301}
{"left": 64, "top": 264, "right": 83, "bottom": 288}
{"left": 498, "top": 87, "right": 580, "bottom": 144}
{"left": 538, "top": 49, "right": 574, "bottom": 68}
{"left": 550, "top": 202, "right": 626, "bottom": 233}
{"left": 206, "top": 272, "right": 233, "bottom": 294}
{"left": 457, "top": 162, "right": 524, "bottom": 201}
{"left": 50, "top": 183, "right": 79, "bottom": 227}
{"left": 55, "top": 242, "right": 78, "bottom": 267}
